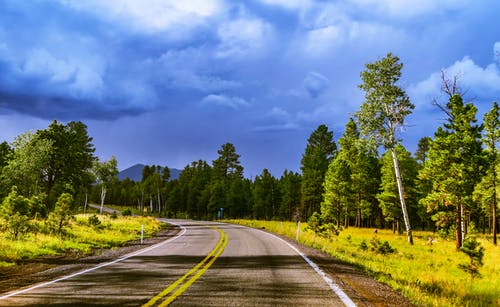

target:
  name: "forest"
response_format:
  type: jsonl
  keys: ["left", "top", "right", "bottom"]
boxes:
{"left": 0, "top": 53, "right": 498, "bottom": 251}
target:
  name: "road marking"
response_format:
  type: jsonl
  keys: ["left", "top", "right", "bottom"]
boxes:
{"left": 0, "top": 221, "right": 187, "bottom": 300}
{"left": 143, "top": 227, "right": 228, "bottom": 307}
{"left": 258, "top": 228, "right": 357, "bottom": 307}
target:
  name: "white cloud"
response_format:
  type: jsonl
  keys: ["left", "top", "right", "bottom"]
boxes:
{"left": 22, "top": 49, "right": 104, "bottom": 99}
{"left": 215, "top": 17, "right": 274, "bottom": 59}
{"left": 304, "top": 25, "right": 343, "bottom": 56}
{"left": 59, "top": 0, "right": 223, "bottom": 34}
{"left": 200, "top": 94, "right": 250, "bottom": 109}
{"left": 409, "top": 54, "right": 500, "bottom": 108}
{"left": 23, "top": 49, "right": 75, "bottom": 82}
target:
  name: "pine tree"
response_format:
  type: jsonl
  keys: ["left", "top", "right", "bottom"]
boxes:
{"left": 474, "top": 102, "right": 499, "bottom": 244}
{"left": 300, "top": 124, "right": 337, "bottom": 220}
{"left": 322, "top": 156, "right": 352, "bottom": 227}
{"left": 419, "top": 94, "right": 485, "bottom": 250}
{"left": 279, "top": 170, "right": 301, "bottom": 221}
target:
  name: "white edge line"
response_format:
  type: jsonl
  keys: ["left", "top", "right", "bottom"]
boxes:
{"left": 0, "top": 221, "right": 186, "bottom": 300}
{"left": 257, "top": 228, "right": 357, "bottom": 307}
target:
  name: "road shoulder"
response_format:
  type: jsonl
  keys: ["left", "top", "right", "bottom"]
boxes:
{"left": 0, "top": 225, "right": 180, "bottom": 295}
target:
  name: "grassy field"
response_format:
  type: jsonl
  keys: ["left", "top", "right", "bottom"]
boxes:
{"left": 228, "top": 220, "right": 500, "bottom": 307}
{"left": 0, "top": 214, "right": 164, "bottom": 267}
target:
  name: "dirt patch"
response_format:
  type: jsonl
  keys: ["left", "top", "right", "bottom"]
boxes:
{"left": 0, "top": 226, "right": 180, "bottom": 295}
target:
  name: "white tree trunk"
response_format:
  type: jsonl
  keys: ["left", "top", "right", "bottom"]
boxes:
{"left": 391, "top": 148, "right": 413, "bottom": 244}
{"left": 157, "top": 189, "right": 161, "bottom": 214}
{"left": 84, "top": 192, "right": 88, "bottom": 213}
{"left": 100, "top": 186, "right": 106, "bottom": 214}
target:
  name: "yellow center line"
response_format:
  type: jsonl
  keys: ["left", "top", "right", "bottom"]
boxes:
{"left": 143, "top": 226, "right": 228, "bottom": 307}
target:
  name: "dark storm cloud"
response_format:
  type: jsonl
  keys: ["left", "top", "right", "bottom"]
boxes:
{"left": 1, "top": 0, "right": 500, "bottom": 175}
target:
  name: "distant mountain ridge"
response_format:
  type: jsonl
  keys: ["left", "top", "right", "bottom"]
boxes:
{"left": 118, "top": 163, "right": 181, "bottom": 182}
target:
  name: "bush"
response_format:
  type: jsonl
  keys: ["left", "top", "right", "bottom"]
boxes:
{"left": 47, "top": 193, "right": 73, "bottom": 235}
{"left": 88, "top": 214, "right": 101, "bottom": 227}
{"left": 459, "top": 236, "right": 484, "bottom": 279}
{"left": 122, "top": 208, "right": 132, "bottom": 216}
{"left": 306, "top": 212, "right": 340, "bottom": 238}
{"left": 369, "top": 236, "right": 396, "bottom": 254}
{"left": 358, "top": 240, "right": 368, "bottom": 251}
{"left": 111, "top": 211, "right": 118, "bottom": 219}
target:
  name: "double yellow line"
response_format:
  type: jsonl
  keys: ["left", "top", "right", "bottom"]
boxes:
{"left": 143, "top": 227, "right": 228, "bottom": 307}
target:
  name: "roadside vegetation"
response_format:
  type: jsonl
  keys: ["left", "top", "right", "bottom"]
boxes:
{"left": 0, "top": 212, "right": 163, "bottom": 267}
{"left": 229, "top": 220, "right": 500, "bottom": 307}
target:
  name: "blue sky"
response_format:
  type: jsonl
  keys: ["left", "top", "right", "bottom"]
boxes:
{"left": 1, "top": 0, "right": 499, "bottom": 176}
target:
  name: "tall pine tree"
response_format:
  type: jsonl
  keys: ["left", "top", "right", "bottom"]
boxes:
{"left": 419, "top": 94, "right": 485, "bottom": 250}
{"left": 300, "top": 124, "right": 337, "bottom": 220}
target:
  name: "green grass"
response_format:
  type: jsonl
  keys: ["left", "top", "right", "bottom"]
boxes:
{"left": 0, "top": 214, "right": 164, "bottom": 266}
{"left": 228, "top": 220, "right": 500, "bottom": 307}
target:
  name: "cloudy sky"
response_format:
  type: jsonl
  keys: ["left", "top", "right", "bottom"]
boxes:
{"left": 1, "top": 0, "right": 500, "bottom": 176}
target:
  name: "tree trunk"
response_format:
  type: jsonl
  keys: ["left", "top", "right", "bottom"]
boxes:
{"left": 493, "top": 162, "right": 498, "bottom": 245}
{"left": 390, "top": 148, "right": 413, "bottom": 244}
{"left": 157, "top": 189, "right": 161, "bottom": 214}
{"left": 456, "top": 204, "right": 462, "bottom": 251}
{"left": 461, "top": 204, "right": 466, "bottom": 240}
{"left": 100, "top": 186, "right": 106, "bottom": 214}
{"left": 84, "top": 192, "right": 88, "bottom": 214}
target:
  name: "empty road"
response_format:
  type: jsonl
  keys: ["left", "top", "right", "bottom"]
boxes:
{"left": 0, "top": 220, "right": 356, "bottom": 306}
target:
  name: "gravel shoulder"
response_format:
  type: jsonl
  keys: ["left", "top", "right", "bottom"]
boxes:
{"left": 267, "top": 231, "right": 414, "bottom": 307}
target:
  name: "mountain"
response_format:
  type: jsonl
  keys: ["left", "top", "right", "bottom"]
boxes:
{"left": 118, "top": 163, "right": 181, "bottom": 182}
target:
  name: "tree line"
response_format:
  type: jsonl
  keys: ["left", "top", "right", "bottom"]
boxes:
{"left": 0, "top": 53, "right": 498, "bottom": 250}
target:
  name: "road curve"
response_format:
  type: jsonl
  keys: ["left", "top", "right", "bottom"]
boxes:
{"left": 0, "top": 220, "right": 356, "bottom": 306}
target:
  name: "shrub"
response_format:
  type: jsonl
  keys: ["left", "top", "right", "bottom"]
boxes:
{"left": 358, "top": 240, "right": 368, "bottom": 251}
{"left": 122, "top": 208, "right": 132, "bottom": 216}
{"left": 88, "top": 214, "right": 101, "bottom": 227}
{"left": 47, "top": 193, "right": 73, "bottom": 235}
{"left": 306, "top": 212, "right": 339, "bottom": 238}
{"left": 459, "top": 236, "right": 484, "bottom": 279}
{"left": 369, "top": 236, "right": 396, "bottom": 254}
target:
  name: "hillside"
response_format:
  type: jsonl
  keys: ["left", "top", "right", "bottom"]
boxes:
{"left": 118, "top": 164, "right": 181, "bottom": 182}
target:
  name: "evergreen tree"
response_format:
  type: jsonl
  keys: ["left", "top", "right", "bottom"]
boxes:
{"left": 355, "top": 52, "right": 415, "bottom": 244}
{"left": 253, "top": 169, "right": 280, "bottom": 220}
{"left": 209, "top": 143, "right": 244, "bottom": 218}
{"left": 415, "top": 136, "right": 432, "bottom": 164}
{"left": 279, "top": 170, "right": 301, "bottom": 221}
{"left": 322, "top": 156, "right": 352, "bottom": 227}
{"left": 300, "top": 124, "right": 337, "bottom": 220}
{"left": 474, "top": 102, "right": 500, "bottom": 244}
{"left": 0, "top": 186, "right": 31, "bottom": 239}
{"left": 336, "top": 118, "right": 381, "bottom": 228}
{"left": 212, "top": 143, "right": 244, "bottom": 181}
{"left": 419, "top": 94, "right": 485, "bottom": 250}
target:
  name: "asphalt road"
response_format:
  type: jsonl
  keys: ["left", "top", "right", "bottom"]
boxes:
{"left": 0, "top": 220, "right": 355, "bottom": 306}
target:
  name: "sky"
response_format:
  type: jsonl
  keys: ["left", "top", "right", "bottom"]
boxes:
{"left": 1, "top": 0, "right": 500, "bottom": 177}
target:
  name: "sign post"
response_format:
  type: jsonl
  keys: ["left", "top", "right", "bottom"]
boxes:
{"left": 141, "top": 224, "right": 144, "bottom": 244}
